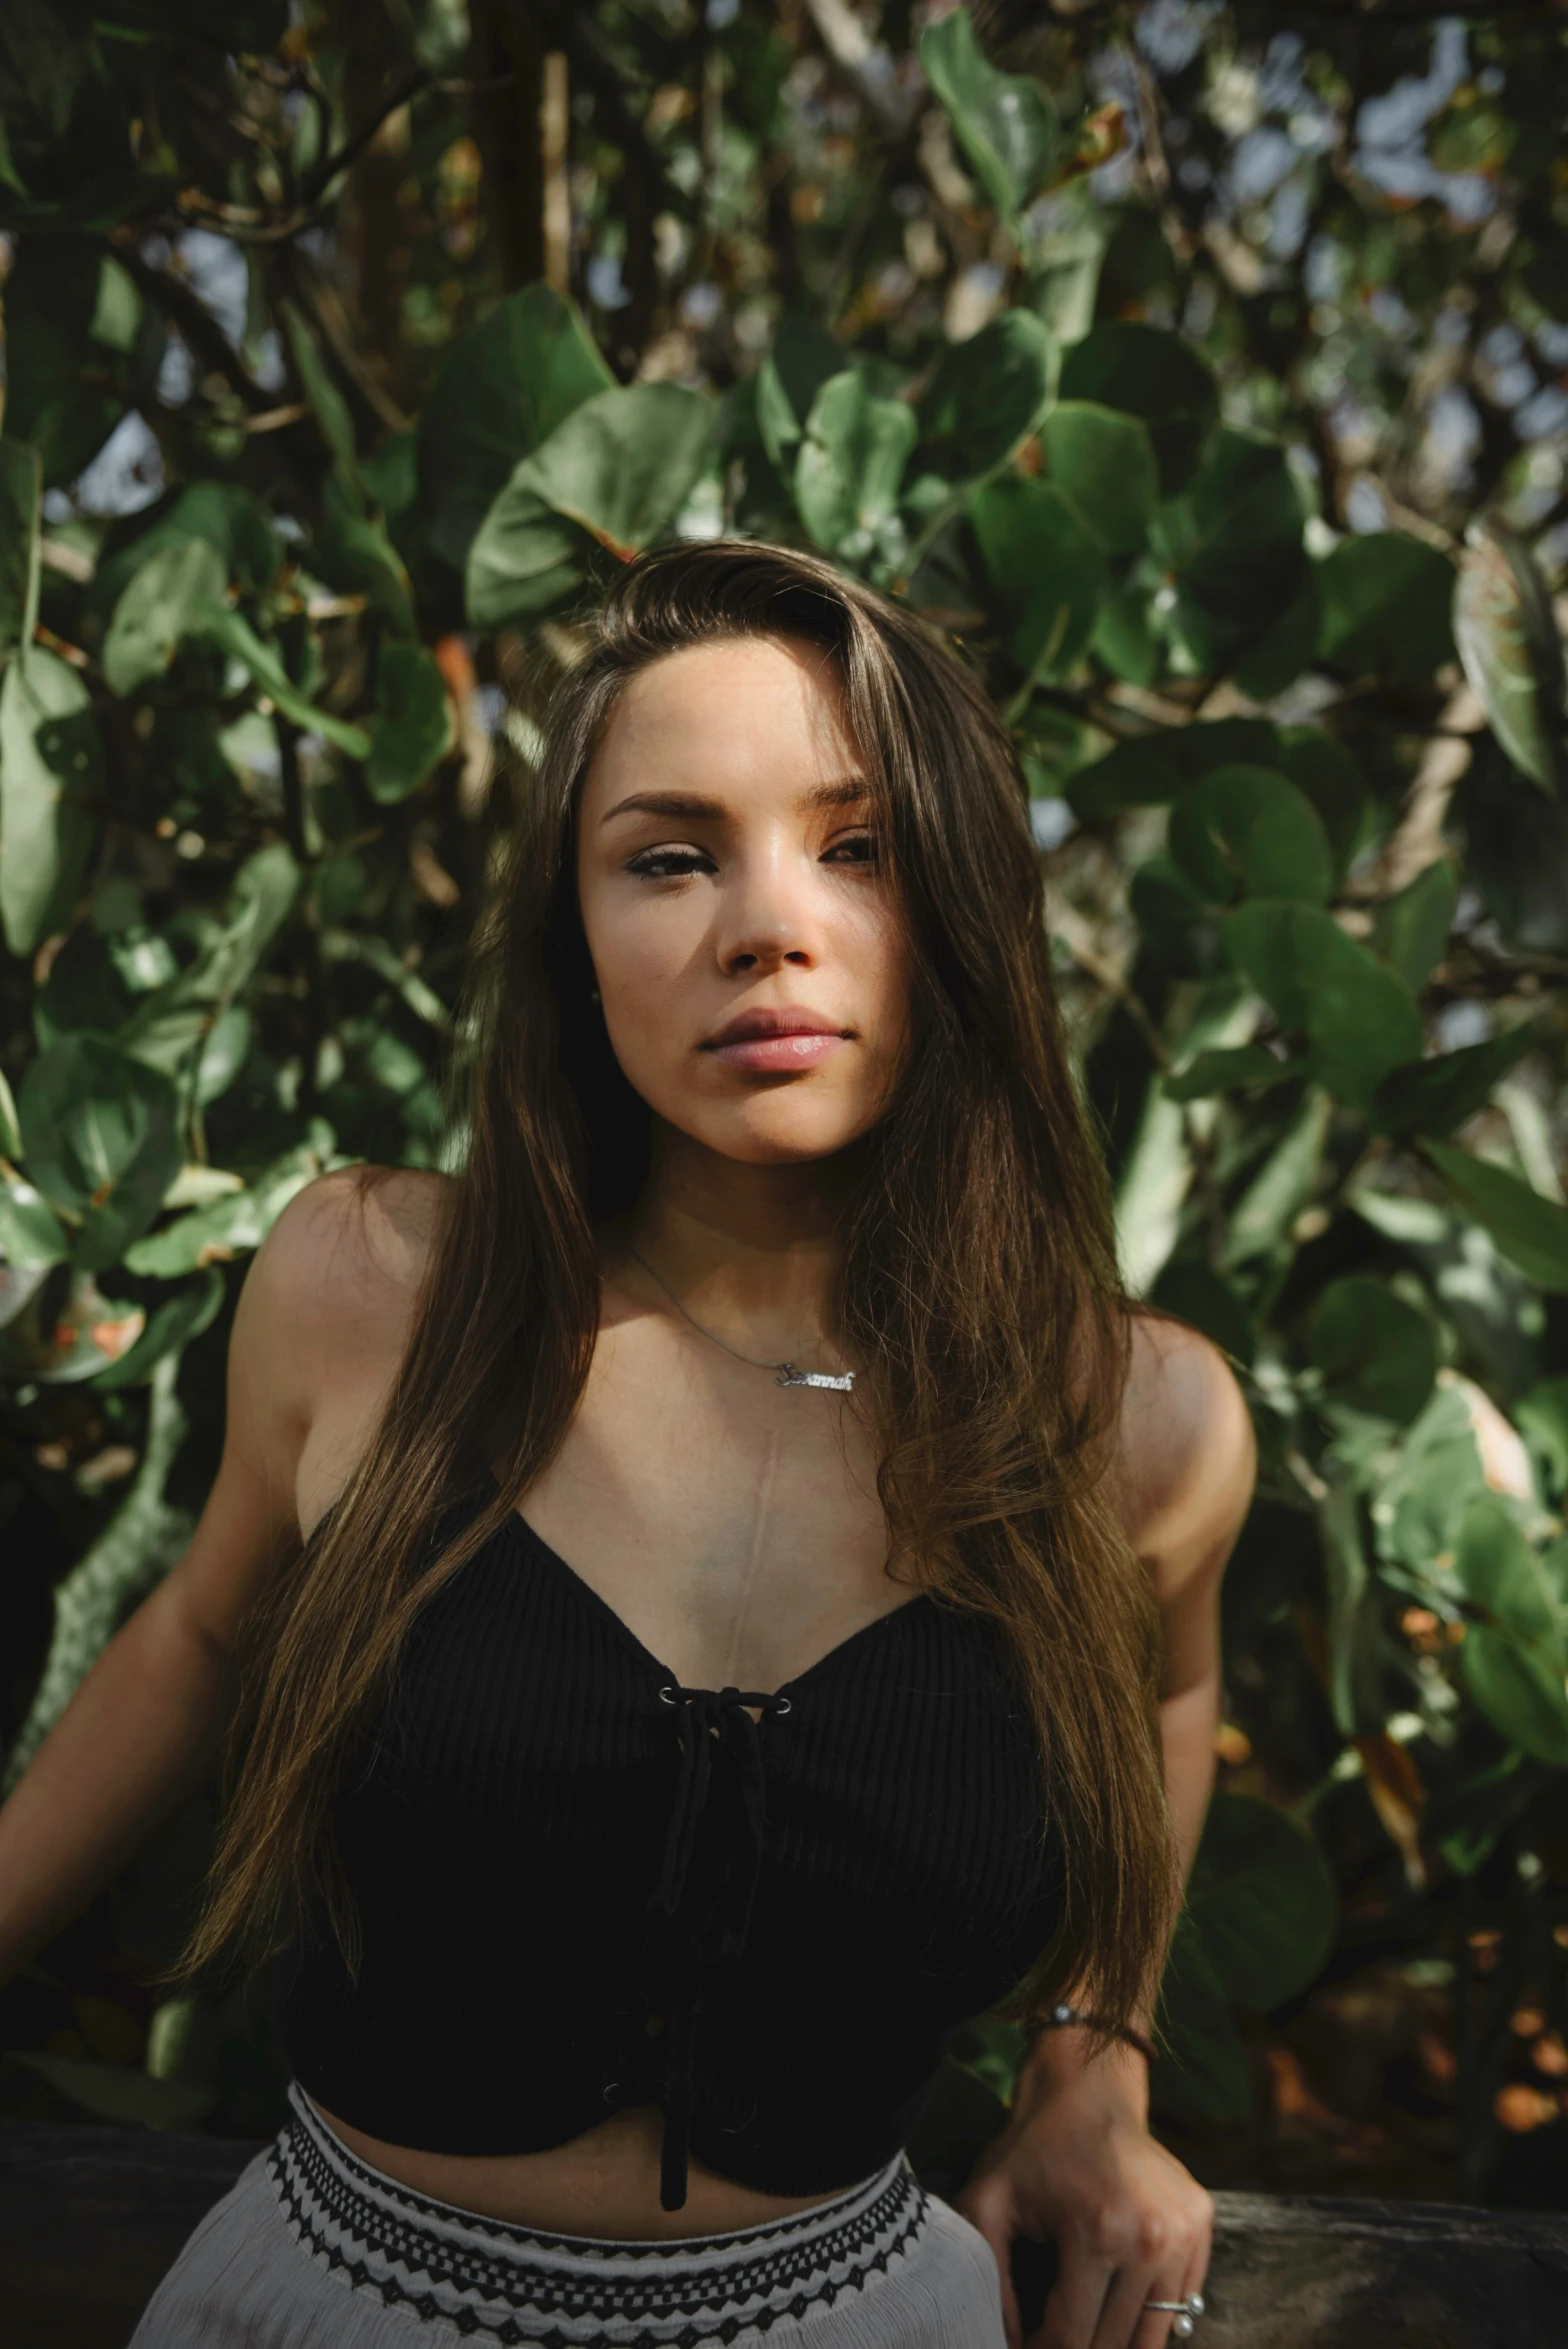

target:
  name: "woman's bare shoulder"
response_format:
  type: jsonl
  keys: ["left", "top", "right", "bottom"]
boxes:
{"left": 241, "top": 1164, "right": 452, "bottom": 1385}
{"left": 1110, "top": 1306, "right": 1256, "bottom": 1594}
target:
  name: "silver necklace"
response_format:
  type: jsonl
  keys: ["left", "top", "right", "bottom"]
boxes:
{"left": 627, "top": 1245, "right": 856, "bottom": 1391}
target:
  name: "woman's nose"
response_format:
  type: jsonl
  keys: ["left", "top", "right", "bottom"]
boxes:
{"left": 714, "top": 843, "right": 820, "bottom": 974}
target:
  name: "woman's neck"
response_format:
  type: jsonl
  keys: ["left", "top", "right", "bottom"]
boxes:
{"left": 620, "top": 1121, "right": 857, "bottom": 1363}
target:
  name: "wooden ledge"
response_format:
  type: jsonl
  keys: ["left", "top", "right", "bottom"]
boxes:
{"left": 2, "top": 2120, "right": 1565, "bottom": 2347}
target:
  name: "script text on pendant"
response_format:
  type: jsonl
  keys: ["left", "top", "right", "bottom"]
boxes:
{"left": 775, "top": 1364, "right": 856, "bottom": 1391}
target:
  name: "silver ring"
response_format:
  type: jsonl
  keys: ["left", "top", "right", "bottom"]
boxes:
{"left": 1143, "top": 2294, "right": 1204, "bottom": 2336}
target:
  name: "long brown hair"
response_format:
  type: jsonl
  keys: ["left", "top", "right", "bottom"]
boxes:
{"left": 176, "top": 539, "right": 1179, "bottom": 2037}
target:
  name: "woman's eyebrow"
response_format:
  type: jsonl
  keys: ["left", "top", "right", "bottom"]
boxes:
{"left": 599, "top": 790, "right": 724, "bottom": 825}
{"left": 599, "top": 778, "right": 868, "bottom": 826}
{"left": 804, "top": 777, "right": 870, "bottom": 809}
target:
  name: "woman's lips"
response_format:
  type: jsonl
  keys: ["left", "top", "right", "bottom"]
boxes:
{"left": 707, "top": 1032, "right": 848, "bottom": 1073}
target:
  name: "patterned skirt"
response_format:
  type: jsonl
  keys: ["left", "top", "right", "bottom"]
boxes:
{"left": 128, "top": 2082, "right": 1007, "bottom": 2347}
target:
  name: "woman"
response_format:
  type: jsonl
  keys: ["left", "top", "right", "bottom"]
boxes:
{"left": 0, "top": 540, "right": 1254, "bottom": 2348}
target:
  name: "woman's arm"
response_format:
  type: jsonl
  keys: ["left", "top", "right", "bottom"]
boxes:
{"left": 957, "top": 1317, "right": 1257, "bottom": 2349}
{"left": 0, "top": 1170, "right": 419, "bottom": 1989}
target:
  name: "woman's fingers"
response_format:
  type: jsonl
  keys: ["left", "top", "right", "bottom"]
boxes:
{"left": 1028, "top": 2188, "right": 1200, "bottom": 2348}
{"left": 1086, "top": 2189, "right": 1212, "bottom": 2349}
{"left": 1135, "top": 2180, "right": 1214, "bottom": 2349}
{"left": 1143, "top": 2199, "right": 1215, "bottom": 2349}
{"left": 1027, "top": 2234, "right": 1115, "bottom": 2349}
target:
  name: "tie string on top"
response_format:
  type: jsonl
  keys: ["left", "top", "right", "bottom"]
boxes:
{"left": 649, "top": 1681, "right": 793, "bottom": 2211}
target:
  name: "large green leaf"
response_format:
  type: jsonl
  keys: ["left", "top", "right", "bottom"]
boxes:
{"left": 1373, "top": 856, "right": 1458, "bottom": 992}
{"left": 312, "top": 471, "right": 417, "bottom": 638}
{"left": 1233, "top": 568, "right": 1322, "bottom": 701}
{"left": 1167, "top": 717, "right": 1282, "bottom": 778}
{"left": 0, "top": 643, "right": 100, "bottom": 956}
{"left": 17, "top": 1032, "right": 183, "bottom": 1269}
{"left": 1453, "top": 521, "right": 1564, "bottom": 794}
{"left": 794, "top": 371, "right": 916, "bottom": 558}
{"left": 1423, "top": 1139, "right": 1568, "bottom": 1294}
{"left": 417, "top": 283, "right": 615, "bottom": 576}
{"left": 1065, "top": 737, "right": 1183, "bottom": 820}
{"left": 968, "top": 473, "right": 1107, "bottom": 680}
{"left": 1517, "top": 1376, "right": 1568, "bottom": 1502}
{"left": 467, "top": 384, "right": 716, "bottom": 626}
{"left": 96, "top": 1267, "right": 225, "bottom": 1392}
{"left": 1089, "top": 579, "right": 1159, "bottom": 686}
{"left": 464, "top": 493, "right": 585, "bottom": 630}
{"left": 1168, "top": 764, "right": 1334, "bottom": 907}
{"left": 1222, "top": 901, "right": 1423, "bottom": 1114}
{"left": 1317, "top": 533, "right": 1456, "bottom": 684}
{"left": 0, "top": 1264, "right": 144, "bottom": 1385}
{"left": 1186, "top": 1791, "right": 1338, "bottom": 2010}
{"left": 102, "top": 536, "right": 228, "bottom": 697}
{"left": 756, "top": 317, "right": 849, "bottom": 474}
{"left": 123, "top": 1132, "right": 338, "bottom": 1277}
{"left": 0, "top": 437, "right": 42, "bottom": 659}
{"left": 918, "top": 8, "right": 1056, "bottom": 226}
{"left": 1127, "top": 853, "right": 1224, "bottom": 980}
{"left": 1463, "top": 1630, "right": 1568, "bottom": 1768}
{"left": 89, "top": 482, "right": 281, "bottom": 630}
{"left": 1308, "top": 1275, "right": 1437, "bottom": 1426}
{"left": 1042, "top": 402, "right": 1158, "bottom": 556}
{"left": 1219, "top": 1084, "right": 1333, "bottom": 1270}
{"left": 525, "top": 375, "right": 711, "bottom": 550}
{"left": 1275, "top": 731, "right": 1367, "bottom": 882}
{"left": 1455, "top": 1491, "right": 1564, "bottom": 1653}
{"left": 1152, "top": 430, "right": 1309, "bottom": 674}
{"left": 279, "top": 298, "right": 361, "bottom": 487}
{"left": 367, "top": 641, "right": 453, "bottom": 803}
{"left": 1, "top": 238, "right": 144, "bottom": 487}
{"left": 0, "top": 1172, "right": 67, "bottom": 1269}
{"left": 1371, "top": 1380, "right": 1488, "bottom": 1586}
{"left": 1372, "top": 1020, "right": 1543, "bottom": 1139}
{"left": 914, "top": 311, "right": 1057, "bottom": 488}
{"left": 1163, "top": 1044, "right": 1307, "bottom": 1102}
{"left": 1058, "top": 322, "right": 1218, "bottom": 494}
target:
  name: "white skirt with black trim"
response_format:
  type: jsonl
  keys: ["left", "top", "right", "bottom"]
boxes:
{"left": 127, "top": 2081, "right": 1007, "bottom": 2347}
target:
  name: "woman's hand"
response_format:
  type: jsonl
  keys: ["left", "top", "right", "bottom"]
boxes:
{"left": 954, "top": 2030, "right": 1212, "bottom": 2349}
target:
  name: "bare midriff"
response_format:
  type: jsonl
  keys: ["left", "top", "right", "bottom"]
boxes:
{"left": 307, "top": 2096, "right": 855, "bottom": 2240}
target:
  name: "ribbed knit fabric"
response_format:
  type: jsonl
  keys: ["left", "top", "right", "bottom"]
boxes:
{"left": 273, "top": 1500, "right": 1061, "bottom": 2215}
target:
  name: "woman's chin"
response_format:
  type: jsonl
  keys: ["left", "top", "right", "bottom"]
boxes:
{"left": 663, "top": 1104, "right": 882, "bottom": 1170}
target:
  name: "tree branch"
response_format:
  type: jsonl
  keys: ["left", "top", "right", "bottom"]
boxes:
{"left": 300, "top": 67, "right": 432, "bottom": 208}
{"left": 106, "top": 238, "right": 273, "bottom": 415}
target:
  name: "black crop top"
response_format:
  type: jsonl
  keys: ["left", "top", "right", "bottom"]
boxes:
{"left": 272, "top": 1490, "right": 1063, "bottom": 2211}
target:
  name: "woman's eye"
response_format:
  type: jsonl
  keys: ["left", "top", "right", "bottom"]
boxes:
{"left": 626, "top": 847, "right": 711, "bottom": 879}
{"left": 824, "top": 832, "right": 878, "bottom": 867}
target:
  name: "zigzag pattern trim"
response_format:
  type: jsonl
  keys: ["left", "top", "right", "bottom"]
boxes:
{"left": 264, "top": 2083, "right": 930, "bottom": 2346}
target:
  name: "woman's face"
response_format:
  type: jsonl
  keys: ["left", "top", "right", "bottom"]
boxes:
{"left": 575, "top": 633, "right": 911, "bottom": 1168}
